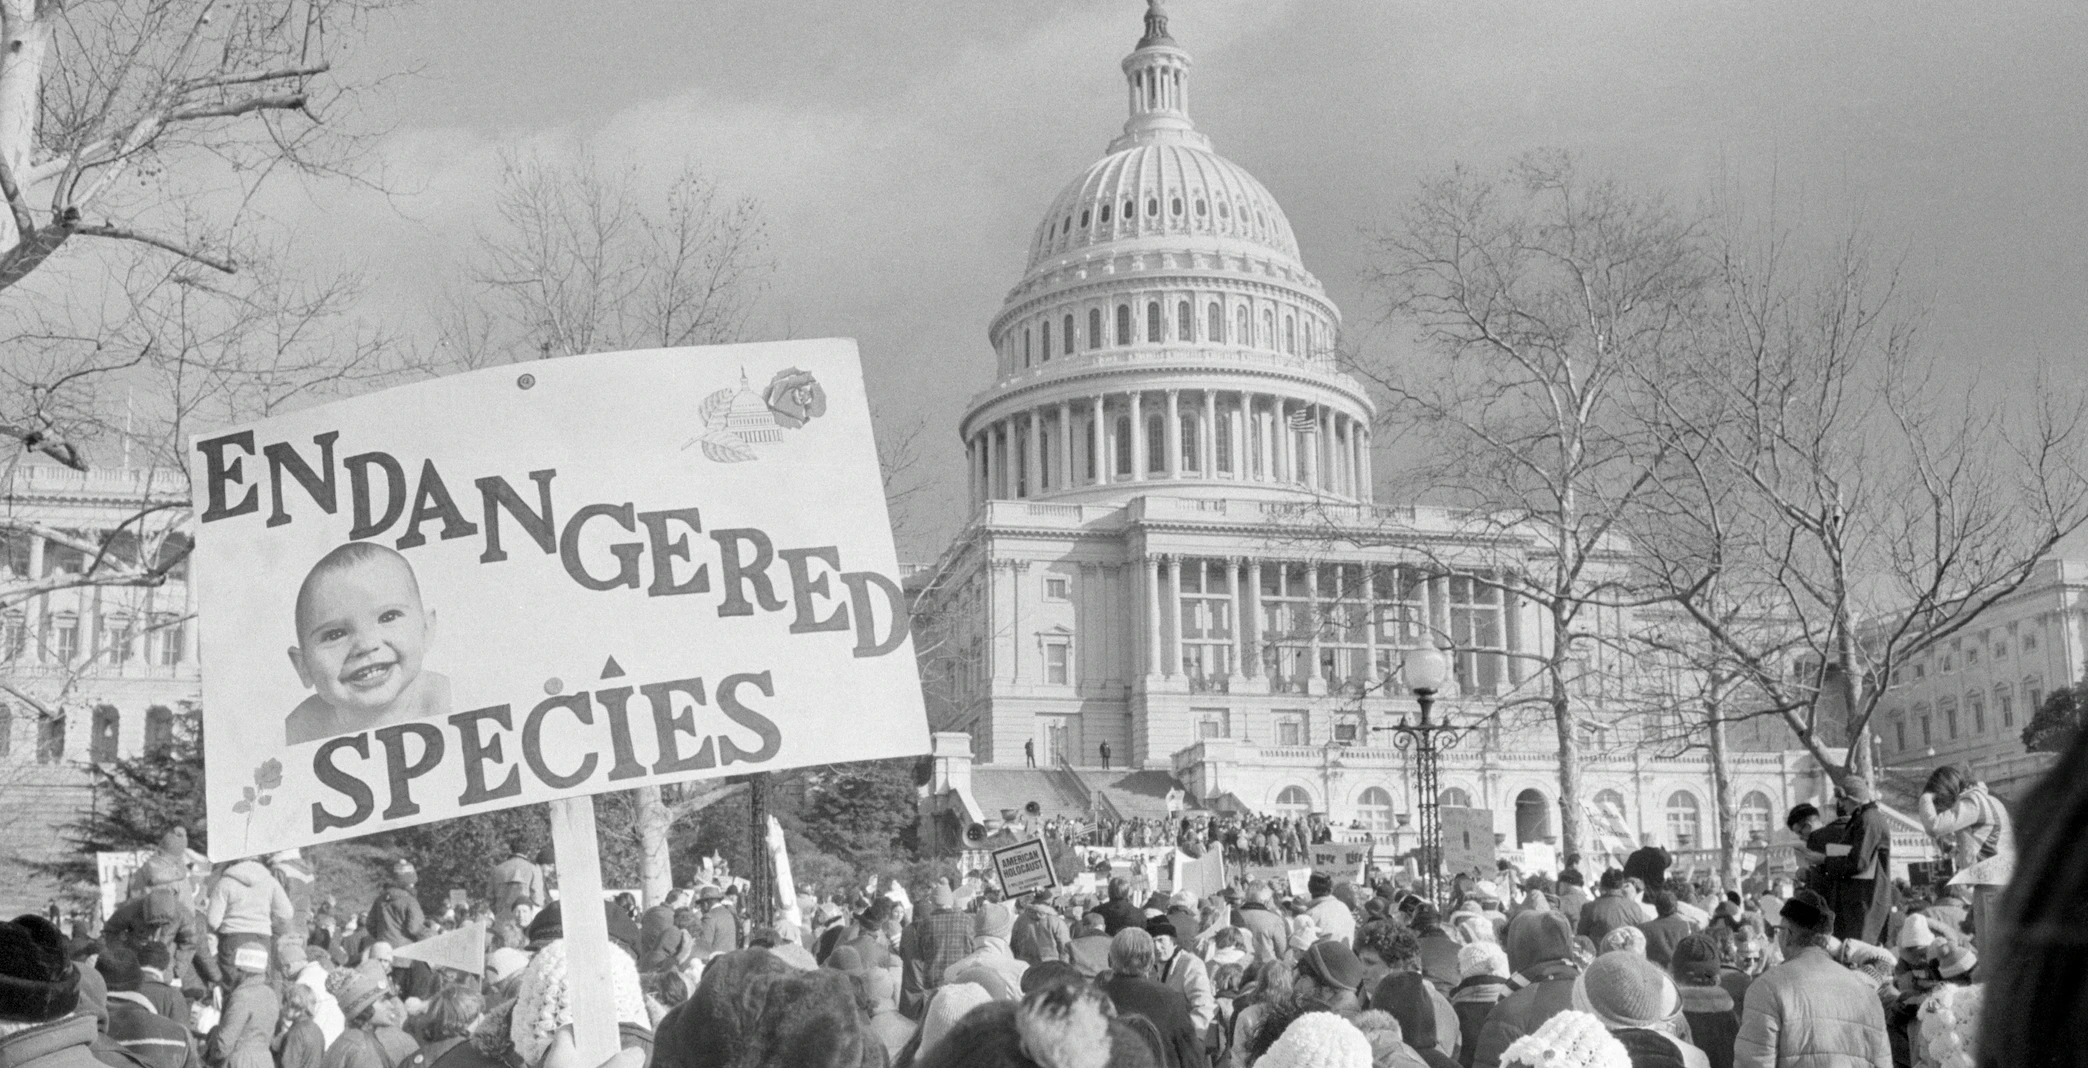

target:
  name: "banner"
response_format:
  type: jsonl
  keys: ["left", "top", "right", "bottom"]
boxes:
{"left": 1947, "top": 853, "right": 2012, "bottom": 887}
{"left": 1308, "top": 841, "right": 1371, "bottom": 883}
{"left": 190, "top": 341, "right": 931, "bottom": 858}
{"left": 991, "top": 839, "right": 1058, "bottom": 896}
{"left": 1440, "top": 806, "right": 1497, "bottom": 877}
{"left": 1172, "top": 849, "right": 1227, "bottom": 900}
{"left": 392, "top": 920, "right": 486, "bottom": 974}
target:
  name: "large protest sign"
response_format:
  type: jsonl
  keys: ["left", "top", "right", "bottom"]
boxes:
{"left": 191, "top": 341, "right": 931, "bottom": 858}
{"left": 991, "top": 839, "right": 1057, "bottom": 896}
{"left": 1439, "top": 806, "right": 1497, "bottom": 877}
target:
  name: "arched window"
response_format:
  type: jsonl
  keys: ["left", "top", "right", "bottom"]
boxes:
{"left": 1284, "top": 314, "right": 1296, "bottom": 354}
{"left": 1666, "top": 791, "right": 1702, "bottom": 849}
{"left": 1040, "top": 322, "right": 1050, "bottom": 362}
{"left": 1063, "top": 315, "right": 1075, "bottom": 356}
{"left": 1968, "top": 690, "right": 1986, "bottom": 734}
{"left": 1115, "top": 417, "right": 1133, "bottom": 476}
{"left": 1216, "top": 409, "right": 1232, "bottom": 473}
{"left": 1261, "top": 309, "right": 1274, "bottom": 348}
{"left": 0, "top": 704, "right": 10, "bottom": 757}
{"left": 1146, "top": 301, "right": 1163, "bottom": 343}
{"left": 1208, "top": 303, "right": 1223, "bottom": 343}
{"left": 1116, "top": 305, "right": 1132, "bottom": 346}
{"left": 1194, "top": 199, "right": 1206, "bottom": 217}
{"left": 1235, "top": 306, "right": 1249, "bottom": 345}
{"left": 1080, "top": 209, "right": 1091, "bottom": 228}
{"left": 1023, "top": 327, "right": 1033, "bottom": 368}
{"left": 1178, "top": 301, "right": 1192, "bottom": 341}
{"left": 1357, "top": 787, "right": 1395, "bottom": 832}
{"left": 1146, "top": 198, "right": 1159, "bottom": 217}
{"left": 1996, "top": 683, "right": 2015, "bottom": 727}
{"left": 1171, "top": 197, "right": 1183, "bottom": 216}
{"left": 1219, "top": 201, "right": 1230, "bottom": 220}
{"left": 1737, "top": 791, "right": 1774, "bottom": 845}
{"left": 1146, "top": 414, "right": 1165, "bottom": 473}
{"left": 1275, "top": 785, "right": 1312, "bottom": 817}
{"left": 1439, "top": 787, "right": 1472, "bottom": 809}
{"left": 1101, "top": 203, "right": 1112, "bottom": 224}
{"left": 90, "top": 705, "right": 119, "bottom": 763}
{"left": 1088, "top": 309, "right": 1102, "bottom": 351}
{"left": 1123, "top": 200, "right": 1135, "bottom": 223}
{"left": 145, "top": 705, "right": 174, "bottom": 758}
{"left": 1181, "top": 413, "right": 1199, "bottom": 473}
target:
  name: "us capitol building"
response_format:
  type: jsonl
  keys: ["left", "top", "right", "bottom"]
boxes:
{"left": 907, "top": 3, "right": 1827, "bottom": 868}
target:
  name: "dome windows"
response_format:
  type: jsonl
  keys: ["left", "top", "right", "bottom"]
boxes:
{"left": 1101, "top": 203, "right": 1112, "bottom": 224}
{"left": 1177, "top": 301, "right": 1192, "bottom": 341}
{"left": 1195, "top": 199, "right": 1207, "bottom": 217}
{"left": 1146, "top": 301, "right": 1163, "bottom": 343}
{"left": 1062, "top": 314, "right": 1074, "bottom": 356}
{"left": 1171, "top": 197, "right": 1183, "bottom": 217}
{"left": 1146, "top": 197, "right": 1159, "bottom": 217}
{"left": 1040, "top": 321, "right": 1051, "bottom": 360}
{"left": 1218, "top": 202, "right": 1230, "bottom": 220}
{"left": 1124, "top": 199, "right": 1135, "bottom": 223}
{"left": 1080, "top": 209, "right": 1091, "bottom": 228}
{"left": 1088, "top": 309, "right": 1102, "bottom": 350}
{"left": 1207, "top": 302, "right": 1223, "bottom": 342}
{"left": 1115, "top": 304, "right": 1132, "bottom": 346}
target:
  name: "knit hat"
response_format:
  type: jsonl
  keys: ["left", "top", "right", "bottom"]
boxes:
{"left": 1668, "top": 934, "right": 1722, "bottom": 987}
{"left": 1500, "top": 1011, "right": 1632, "bottom": 1068}
{"left": 1256, "top": 1011, "right": 1373, "bottom": 1068}
{"left": 1779, "top": 890, "right": 1833, "bottom": 935}
{"left": 0, "top": 915, "right": 80, "bottom": 1024}
{"left": 525, "top": 901, "right": 643, "bottom": 957}
{"left": 1573, "top": 952, "right": 1681, "bottom": 1031}
{"left": 1298, "top": 940, "right": 1367, "bottom": 991}
{"left": 1460, "top": 941, "right": 1510, "bottom": 980}
{"left": 509, "top": 939, "right": 649, "bottom": 1067}
{"left": 862, "top": 966, "right": 900, "bottom": 1012}
{"left": 826, "top": 945, "right": 866, "bottom": 975}
{"left": 1472, "top": 881, "right": 1502, "bottom": 902}
{"left": 1899, "top": 915, "right": 1936, "bottom": 953}
{"left": 932, "top": 882, "right": 956, "bottom": 909}
{"left": 976, "top": 901, "right": 1016, "bottom": 941}
{"left": 1015, "top": 983, "right": 1116, "bottom": 1068}
{"left": 326, "top": 966, "right": 389, "bottom": 1023}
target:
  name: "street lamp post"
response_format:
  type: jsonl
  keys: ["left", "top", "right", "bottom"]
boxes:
{"left": 1375, "top": 646, "right": 1460, "bottom": 908}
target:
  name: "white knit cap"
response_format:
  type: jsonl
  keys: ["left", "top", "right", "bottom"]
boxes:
{"left": 1460, "top": 941, "right": 1510, "bottom": 979}
{"left": 1899, "top": 914, "right": 1936, "bottom": 952}
{"left": 508, "top": 939, "right": 648, "bottom": 1068}
{"left": 1500, "top": 1010, "right": 1632, "bottom": 1068}
{"left": 1257, "top": 1012, "right": 1374, "bottom": 1068}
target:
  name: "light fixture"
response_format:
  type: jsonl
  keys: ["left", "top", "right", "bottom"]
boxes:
{"left": 1402, "top": 646, "right": 1450, "bottom": 694}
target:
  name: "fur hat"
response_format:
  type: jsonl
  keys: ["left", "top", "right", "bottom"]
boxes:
{"left": 1257, "top": 1011, "right": 1373, "bottom": 1068}
{"left": 1574, "top": 952, "right": 1681, "bottom": 1031}
{"left": 656, "top": 950, "right": 795, "bottom": 1068}
{"left": 1460, "top": 941, "right": 1510, "bottom": 980}
{"left": 736, "top": 969, "right": 881, "bottom": 1068}
{"left": 1779, "top": 890, "right": 1834, "bottom": 935}
{"left": 1499, "top": 1010, "right": 1632, "bottom": 1068}
{"left": 0, "top": 915, "right": 80, "bottom": 1023}
{"left": 96, "top": 945, "right": 144, "bottom": 993}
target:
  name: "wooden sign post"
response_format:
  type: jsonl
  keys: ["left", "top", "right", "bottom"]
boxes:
{"left": 549, "top": 796, "right": 620, "bottom": 1068}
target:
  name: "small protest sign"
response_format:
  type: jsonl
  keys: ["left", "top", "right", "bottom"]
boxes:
{"left": 190, "top": 341, "right": 931, "bottom": 858}
{"left": 392, "top": 920, "right": 486, "bottom": 974}
{"left": 1947, "top": 853, "right": 2012, "bottom": 887}
{"left": 1440, "top": 807, "right": 1497, "bottom": 876}
{"left": 1286, "top": 868, "right": 1312, "bottom": 897}
{"left": 991, "top": 838, "right": 1057, "bottom": 896}
{"left": 1309, "top": 841, "right": 1371, "bottom": 882}
{"left": 97, "top": 851, "right": 153, "bottom": 920}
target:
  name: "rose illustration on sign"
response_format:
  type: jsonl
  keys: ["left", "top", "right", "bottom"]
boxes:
{"left": 690, "top": 367, "right": 826, "bottom": 463}
{"left": 233, "top": 758, "right": 284, "bottom": 850}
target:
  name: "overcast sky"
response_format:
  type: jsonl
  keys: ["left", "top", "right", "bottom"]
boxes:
{"left": 264, "top": 0, "right": 2088, "bottom": 557}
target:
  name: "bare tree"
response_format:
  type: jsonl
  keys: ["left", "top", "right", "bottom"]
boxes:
{"left": 1354, "top": 152, "right": 1708, "bottom": 860}
{"left": 432, "top": 150, "right": 768, "bottom": 369}
{"left": 1630, "top": 223, "right": 2088, "bottom": 786}
{"left": 0, "top": 0, "right": 394, "bottom": 298}
{"left": 439, "top": 148, "right": 771, "bottom": 904}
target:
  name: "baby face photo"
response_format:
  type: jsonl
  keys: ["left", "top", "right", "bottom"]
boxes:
{"left": 284, "top": 542, "right": 453, "bottom": 746}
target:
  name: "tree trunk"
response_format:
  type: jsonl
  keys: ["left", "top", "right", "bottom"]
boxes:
{"left": 1549, "top": 599, "right": 1584, "bottom": 861}
{"left": 1705, "top": 680, "right": 1741, "bottom": 892}
{"left": 635, "top": 784, "right": 673, "bottom": 908}
{"left": 0, "top": 0, "right": 51, "bottom": 185}
{"left": 745, "top": 773, "right": 772, "bottom": 927}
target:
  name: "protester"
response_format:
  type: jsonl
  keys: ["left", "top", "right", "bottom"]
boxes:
{"left": 1450, "top": 943, "right": 1511, "bottom": 1068}
{"left": 900, "top": 881, "right": 976, "bottom": 1018}
{"left": 1636, "top": 895, "right": 1692, "bottom": 969}
{"left": 1814, "top": 784, "right": 1893, "bottom": 945}
{"left": 1069, "top": 913, "right": 1114, "bottom": 979}
{"left": 1730, "top": 891, "right": 1890, "bottom": 1068}
{"left": 1473, "top": 911, "right": 1582, "bottom": 1068}
{"left": 1012, "top": 891, "right": 1073, "bottom": 967}
{"left": 209, "top": 944, "right": 281, "bottom": 1068}
{"left": 1303, "top": 873, "right": 1357, "bottom": 947}
{"left": 1252, "top": 1011, "right": 1372, "bottom": 1068}
{"left": 1498, "top": 1012, "right": 1630, "bottom": 1068}
{"left": 366, "top": 861, "right": 434, "bottom": 951}
{"left": 1622, "top": 838, "right": 1672, "bottom": 897}
{"left": 1376, "top": 972, "right": 1461, "bottom": 1068}
{"left": 0, "top": 914, "right": 102, "bottom": 1068}
{"left": 1235, "top": 886, "right": 1288, "bottom": 967}
{"left": 1096, "top": 879, "right": 1145, "bottom": 937}
{"left": 1572, "top": 951, "right": 1708, "bottom": 1068}
{"left": 274, "top": 984, "right": 327, "bottom": 1068}
{"left": 1916, "top": 765, "right": 2013, "bottom": 953}
{"left": 688, "top": 886, "right": 739, "bottom": 963}
{"left": 128, "top": 829, "right": 193, "bottom": 900}
{"left": 207, "top": 859, "right": 294, "bottom": 988}
{"left": 1976, "top": 723, "right": 2085, "bottom": 1068}
{"left": 1578, "top": 873, "right": 1643, "bottom": 947}
{"left": 487, "top": 838, "right": 547, "bottom": 924}
{"left": 1411, "top": 906, "right": 1463, "bottom": 995}
{"left": 1668, "top": 936, "right": 1738, "bottom": 1068}
{"left": 1098, "top": 929, "right": 1208, "bottom": 1068}
{"left": 98, "top": 946, "right": 200, "bottom": 1068}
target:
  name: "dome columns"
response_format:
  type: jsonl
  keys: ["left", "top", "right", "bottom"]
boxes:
{"left": 967, "top": 387, "right": 1374, "bottom": 509}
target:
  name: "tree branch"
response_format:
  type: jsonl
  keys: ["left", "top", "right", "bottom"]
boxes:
{"left": 72, "top": 223, "right": 236, "bottom": 273}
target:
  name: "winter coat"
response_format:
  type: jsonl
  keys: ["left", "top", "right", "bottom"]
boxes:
{"left": 363, "top": 887, "right": 431, "bottom": 948}
{"left": 1161, "top": 950, "right": 1217, "bottom": 1035}
{"left": 207, "top": 862, "right": 294, "bottom": 939}
{"left": 1639, "top": 915, "right": 1695, "bottom": 967}
{"left": 1070, "top": 933, "right": 1115, "bottom": 978}
{"left": 127, "top": 854, "right": 190, "bottom": 899}
{"left": 1679, "top": 984, "right": 1741, "bottom": 1068}
{"left": 1010, "top": 905, "right": 1072, "bottom": 966}
{"left": 689, "top": 904, "right": 739, "bottom": 960}
{"left": 272, "top": 1020, "right": 325, "bottom": 1068}
{"left": 208, "top": 978, "right": 280, "bottom": 1068}
{"left": 1817, "top": 804, "right": 1894, "bottom": 944}
{"left": 269, "top": 856, "right": 320, "bottom": 940}
{"left": 909, "top": 998, "right": 1159, "bottom": 1068}
{"left": 1731, "top": 946, "right": 1891, "bottom": 1068}
{"left": 1099, "top": 974, "right": 1209, "bottom": 1068}
{"left": 106, "top": 992, "right": 200, "bottom": 1068}
{"left": 485, "top": 856, "right": 544, "bottom": 918}
{"left": 1450, "top": 975, "right": 1511, "bottom": 1068}
{"left": 1097, "top": 898, "right": 1146, "bottom": 936}
{"left": 1614, "top": 1029, "right": 1709, "bottom": 1068}
{"left": 1624, "top": 846, "right": 1672, "bottom": 890}
{"left": 1305, "top": 896, "right": 1356, "bottom": 946}
{"left": 1470, "top": 959, "right": 1581, "bottom": 1068}
{"left": 1577, "top": 894, "right": 1643, "bottom": 947}
{"left": 0, "top": 1015, "right": 111, "bottom": 1068}
{"left": 318, "top": 1028, "right": 418, "bottom": 1068}
{"left": 1418, "top": 930, "right": 1464, "bottom": 994}
{"left": 1558, "top": 886, "right": 1591, "bottom": 929}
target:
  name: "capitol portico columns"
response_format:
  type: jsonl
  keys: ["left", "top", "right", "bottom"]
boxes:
{"left": 1143, "top": 553, "right": 1162, "bottom": 676}
{"left": 1091, "top": 397, "right": 1106, "bottom": 486}
{"left": 1058, "top": 402, "right": 1072, "bottom": 492}
{"left": 1203, "top": 391, "right": 1218, "bottom": 476}
{"left": 1165, "top": 390, "right": 1182, "bottom": 479}
{"left": 1162, "top": 553, "right": 1181, "bottom": 677}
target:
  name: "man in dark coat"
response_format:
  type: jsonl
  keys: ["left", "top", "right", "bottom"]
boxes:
{"left": 1095, "top": 877, "right": 1145, "bottom": 936}
{"left": 1622, "top": 836, "right": 1672, "bottom": 892}
{"left": 1473, "top": 912, "right": 1583, "bottom": 1068}
{"left": 1636, "top": 891, "right": 1694, "bottom": 967}
{"left": 364, "top": 859, "right": 433, "bottom": 948}
{"left": 1817, "top": 780, "right": 1894, "bottom": 944}
{"left": 1575, "top": 869, "right": 1644, "bottom": 946}
{"left": 1097, "top": 929, "right": 1208, "bottom": 1068}
{"left": 98, "top": 948, "right": 199, "bottom": 1068}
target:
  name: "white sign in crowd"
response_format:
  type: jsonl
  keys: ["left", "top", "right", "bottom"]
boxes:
{"left": 189, "top": 340, "right": 932, "bottom": 859}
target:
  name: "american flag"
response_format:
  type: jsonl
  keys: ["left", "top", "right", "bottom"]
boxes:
{"left": 1287, "top": 409, "right": 1317, "bottom": 431}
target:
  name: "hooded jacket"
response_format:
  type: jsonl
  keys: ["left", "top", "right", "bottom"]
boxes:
{"left": 0, "top": 1016, "right": 109, "bottom": 1068}
{"left": 1472, "top": 912, "right": 1583, "bottom": 1068}
{"left": 1919, "top": 782, "right": 2015, "bottom": 871}
{"left": 1677, "top": 985, "right": 1740, "bottom": 1068}
{"left": 1451, "top": 974, "right": 1511, "bottom": 1068}
{"left": 205, "top": 861, "right": 294, "bottom": 938}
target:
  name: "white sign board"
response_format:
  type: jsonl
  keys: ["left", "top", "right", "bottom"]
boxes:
{"left": 991, "top": 838, "right": 1058, "bottom": 896}
{"left": 1947, "top": 853, "right": 2012, "bottom": 887}
{"left": 190, "top": 341, "right": 931, "bottom": 858}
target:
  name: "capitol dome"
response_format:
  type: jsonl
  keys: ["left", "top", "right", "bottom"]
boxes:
{"left": 961, "top": 1, "right": 1375, "bottom": 509}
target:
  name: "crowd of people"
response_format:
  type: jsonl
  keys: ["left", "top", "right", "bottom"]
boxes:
{"left": 1037, "top": 815, "right": 1330, "bottom": 866}
{"left": 1, "top": 748, "right": 2078, "bottom": 1068}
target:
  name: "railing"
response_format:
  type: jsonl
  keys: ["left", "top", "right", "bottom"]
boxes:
{"left": 1271, "top": 676, "right": 1310, "bottom": 694}
{"left": 1188, "top": 674, "right": 1230, "bottom": 694}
